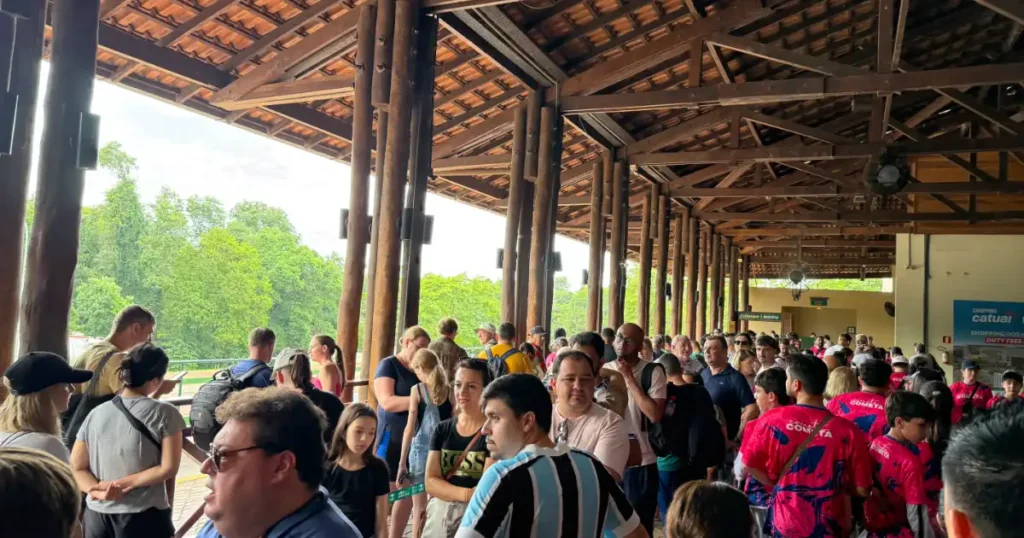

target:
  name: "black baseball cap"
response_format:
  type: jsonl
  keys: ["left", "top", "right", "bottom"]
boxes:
{"left": 1003, "top": 370, "right": 1023, "bottom": 384}
{"left": 962, "top": 359, "right": 980, "bottom": 370}
{"left": 529, "top": 326, "right": 547, "bottom": 336}
{"left": 4, "top": 352, "right": 93, "bottom": 395}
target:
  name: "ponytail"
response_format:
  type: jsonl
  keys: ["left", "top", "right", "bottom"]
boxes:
{"left": 313, "top": 335, "right": 345, "bottom": 380}
{"left": 118, "top": 344, "right": 170, "bottom": 389}
{"left": 917, "top": 380, "right": 953, "bottom": 462}
{"left": 412, "top": 349, "right": 448, "bottom": 404}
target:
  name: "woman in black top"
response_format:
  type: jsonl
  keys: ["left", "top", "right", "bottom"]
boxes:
{"left": 423, "top": 360, "right": 494, "bottom": 537}
{"left": 323, "top": 403, "right": 390, "bottom": 538}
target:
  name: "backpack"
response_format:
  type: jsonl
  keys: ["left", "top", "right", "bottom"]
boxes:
{"left": 648, "top": 382, "right": 725, "bottom": 469}
{"left": 483, "top": 346, "right": 516, "bottom": 379}
{"left": 190, "top": 363, "right": 271, "bottom": 451}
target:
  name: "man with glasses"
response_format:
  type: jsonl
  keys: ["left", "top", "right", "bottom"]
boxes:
{"left": 196, "top": 387, "right": 360, "bottom": 538}
{"left": 550, "top": 349, "right": 629, "bottom": 481}
{"left": 603, "top": 323, "right": 666, "bottom": 535}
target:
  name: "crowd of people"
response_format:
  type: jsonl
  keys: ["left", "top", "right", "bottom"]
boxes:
{"left": 1, "top": 305, "right": 1023, "bottom": 538}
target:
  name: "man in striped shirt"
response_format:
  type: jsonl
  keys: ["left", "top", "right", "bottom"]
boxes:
{"left": 457, "top": 374, "right": 648, "bottom": 538}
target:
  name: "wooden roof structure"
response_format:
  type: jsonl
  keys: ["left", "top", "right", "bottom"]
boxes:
{"left": 76, "top": 0, "right": 1024, "bottom": 279}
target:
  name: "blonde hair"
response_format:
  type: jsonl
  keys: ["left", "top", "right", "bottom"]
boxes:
{"left": 0, "top": 380, "right": 61, "bottom": 437}
{"left": 411, "top": 349, "right": 448, "bottom": 404}
{"left": 824, "top": 366, "right": 859, "bottom": 402}
{"left": 730, "top": 348, "right": 756, "bottom": 371}
{"left": 402, "top": 325, "right": 430, "bottom": 344}
{"left": 0, "top": 447, "right": 80, "bottom": 538}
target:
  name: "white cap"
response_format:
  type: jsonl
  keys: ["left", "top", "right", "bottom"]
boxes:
{"left": 823, "top": 345, "right": 844, "bottom": 357}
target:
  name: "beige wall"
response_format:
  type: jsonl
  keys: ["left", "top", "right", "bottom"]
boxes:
{"left": 746, "top": 287, "right": 895, "bottom": 348}
{"left": 894, "top": 234, "right": 1024, "bottom": 378}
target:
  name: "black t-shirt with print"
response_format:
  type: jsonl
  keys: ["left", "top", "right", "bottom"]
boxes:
{"left": 321, "top": 457, "right": 390, "bottom": 538}
{"left": 429, "top": 417, "right": 489, "bottom": 489}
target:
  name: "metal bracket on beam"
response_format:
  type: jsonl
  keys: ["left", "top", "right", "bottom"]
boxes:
{"left": 0, "top": 91, "right": 17, "bottom": 155}
{"left": 76, "top": 112, "right": 101, "bottom": 170}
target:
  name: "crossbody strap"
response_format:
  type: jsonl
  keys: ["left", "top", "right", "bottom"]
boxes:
{"left": 0, "top": 431, "right": 30, "bottom": 447}
{"left": 777, "top": 414, "right": 833, "bottom": 484}
{"left": 445, "top": 430, "right": 483, "bottom": 481}
{"left": 112, "top": 396, "right": 162, "bottom": 453}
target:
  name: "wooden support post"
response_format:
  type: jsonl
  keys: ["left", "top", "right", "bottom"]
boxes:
{"left": 586, "top": 159, "right": 605, "bottom": 331}
{"left": 740, "top": 255, "right": 751, "bottom": 332}
{"left": 670, "top": 211, "right": 686, "bottom": 338}
{"left": 654, "top": 192, "right": 669, "bottom": 336}
{"left": 525, "top": 91, "right": 541, "bottom": 179}
{"left": 501, "top": 106, "right": 528, "bottom": 322}
{"left": 695, "top": 223, "right": 708, "bottom": 338}
{"left": 368, "top": 0, "right": 417, "bottom": 397}
{"left": 542, "top": 115, "right": 563, "bottom": 338}
{"left": 708, "top": 232, "right": 721, "bottom": 332}
{"left": 684, "top": 216, "right": 698, "bottom": 339}
{"left": 599, "top": 151, "right": 613, "bottom": 330}
{"left": 515, "top": 183, "right": 534, "bottom": 343}
{"left": 608, "top": 161, "right": 627, "bottom": 330}
{"left": 360, "top": 114, "right": 387, "bottom": 404}
{"left": 637, "top": 190, "right": 653, "bottom": 332}
{"left": 398, "top": 14, "right": 437, "bottom": 331}
{"left": 337, "top": 4, "right": 375, "bottom": 402}
{"left": 526, "top": 107, "right": 556, "bottom": 332}
{"left": 371, "top": 0, "right": 395, "bottom": 107}
{"left": 727, "top": 241, "right": 738, "bottom": 332}
{"left": 20, "top": 0, "right": 101, "bottom": 358}
{"left": 0, "top": 0, "right": 46, "bottom": 372}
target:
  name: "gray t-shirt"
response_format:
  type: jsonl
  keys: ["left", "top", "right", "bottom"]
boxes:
{"left": 77, "top": 395, "right": 186, "bottom": 514}
{"left": 0, "top": 431, "right": 70, "bottom": 462}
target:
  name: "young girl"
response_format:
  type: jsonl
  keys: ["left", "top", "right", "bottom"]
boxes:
{"left": 424, "top": 359, "right": 494, "bottom": 537}
{"left": 396, "top": 349, "right": 452, "bottom": 538}
{"left": 309, "top": 334, "right": 345, "bottom": 398}
{"left": 323, "top": 404, "right": 390, "bottom": 538}
{"left": 916, "top": 380, "right": 953, "bottom": 537}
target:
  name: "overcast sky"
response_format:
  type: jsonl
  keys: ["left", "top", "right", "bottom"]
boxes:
{"left": 27, "top": 65, "right": 602, "bottom": 291}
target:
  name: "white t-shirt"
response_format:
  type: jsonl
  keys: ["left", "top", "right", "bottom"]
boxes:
{"left": 0, "top": 431, "right": 71, "bottom": 462}
{"left": 603, "top": 359, "right": 667, "bottom": 466}
{"left": 550, "top": 403, "right": 629, "bottom": 479}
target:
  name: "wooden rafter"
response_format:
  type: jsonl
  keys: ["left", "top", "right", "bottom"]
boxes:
{"left": 217, "top": 75, "right": 355, "bottom": 110}
{"left": 156, "top": 0, "right": 239, "bottom": 47}
{"left": 697, "top": 210, "right": 1024, "bottom": 222}
{"left": 974, "top": 0, "right": 1024, "bottom": 26}
{"left": 671, "top": 181, "right": 1024, "bottom": 198}
{"left": 219, "top": 0, "right": 346, "bottom": 73}
{"left": 750, "top": 255, "right": 894, "bottom": 265}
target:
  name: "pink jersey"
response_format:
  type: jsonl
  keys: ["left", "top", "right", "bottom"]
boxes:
{"left": 950, "top": 382, "right": 993, "bottom": 424}
{"left": 987, "top": 394, "right": 1023, "bottom": 409}
{"left": 826, "top": 391, "right": 889, "bottom": 442}
{"left": 744, "top": 405, "right": 872, "bottom": 537}
{"left": 864, "top": 435, "right": 928, "bottom": 537}
{"left": 740, "top": 417, "right": 769, "bottom": 507}
{"left": 916, "top": 440, "right": 942, "bottom": 532}
{"left": 889, "top": 372, "right": 907, "bottom": 392}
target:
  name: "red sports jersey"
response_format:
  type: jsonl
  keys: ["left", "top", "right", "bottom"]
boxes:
{"left": 864, "top": 435, "right": 928, "bottom": 537}
{"left": 950, "top": 382, "right": 993, "bottom": 424}
{"left": 739, "top": 416, "right": 769, "bottom": 507}
{"left": 916, "top": 440, "right": 943, "bottom": 536}
{"left": 744, "top": 405, "right": 872, "bottom": 537}
{"left": 889, "top": 372, "right": 907, "bottom": 392}
{"left": 826, "top": 391, "right": 889, "bottom": 442}
{"left": 987, "top": 394, "right": 1022, "bottom": 409}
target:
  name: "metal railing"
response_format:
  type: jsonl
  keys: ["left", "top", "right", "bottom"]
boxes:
{"left": 165, "top": 378, "right": 370, "bottom": 538}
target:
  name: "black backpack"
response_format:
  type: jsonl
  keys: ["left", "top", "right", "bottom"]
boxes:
{"left": 483, "top": 346, "right": 516, "bottom": 379}
{"left": 648, "top": 380, "right": 725, "bottom": 470}
{"left": 190, "top": 363, "right": 271, "bottom": 451}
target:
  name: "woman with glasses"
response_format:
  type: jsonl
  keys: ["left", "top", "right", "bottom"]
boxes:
{"left": 71, "top": 344, "right": 184, "bottom": 538}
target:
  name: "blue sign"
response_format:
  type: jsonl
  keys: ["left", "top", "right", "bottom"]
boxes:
{"left": 953, "top": 300, "right": 1024, "bottom": 346}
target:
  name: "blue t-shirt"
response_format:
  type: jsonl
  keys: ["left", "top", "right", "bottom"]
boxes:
{"left": 700, "top": 364, "right": 754, "bottom": 441}
{"left": 197, "top": 489, "right": 360, "bottom": 538}
{"left": 374, "top": 356, "right": 419, "bottom": 448}
{"left": 229, "top": 359, "right": 272, "bottom": 388}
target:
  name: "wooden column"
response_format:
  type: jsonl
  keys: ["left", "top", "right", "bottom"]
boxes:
{"left": 20, "top": 0, "right": 101, "bottom": 357}
{"left": 708, "top": 234, "right": 721, "bottom": 331}
{"left": 740, "top": 255, "right": 751, "bottom": 332}
{"left": 607, "top": 161, "right": 626, "bottom": 330}
{"left": 727, "top": 241, "right": 738, "bottom": 333}
{"left": 670, "top": 211, "right": 686, "bottom": 338}
{"left": 542, "top": 115, "right": 563, "bottom": 338}
{"left": 525, "top": 91, "right": 541, "bottom": 179}
{"left": 526, "top": 107, "right": 556, "bottom": 332}
{"left": 719, "top": 237, "right": 729, "bottom": 331}
{"left": 367, "top": 0, "right": 417, "bottom": 395}
{"left": 500, "top": 106, "right": 528, "bottom": 323}
{"left": 337, "top": 4, "right": 375, "bottom": 401}
{"left": 515, "top": 183, "right": 533, "bottom": 342}
{"left": 654, "top": 191, "right": 669, "bottom": 335}
{"left": 0, "top": 0, "right": 46, "bottom": 372}
{"left": 599, "top": 151, "right": 613, "bottom": 329}
{"left": 397, "top": 14, "right": 436, "bottom": 331}
{"left": 636, "top": 190, "right": 653, "bottom": 332}
{"left": 371, "top": 0, "right": 395, "bottom": 107}
{"left": 684, "top": 216, "right": 698, "bottom": 339}
{"left": 586, "top": 159, "right": 605, "bottom": 331}
{"left": 695, "top": 223, "right": 708, "bottom": 338}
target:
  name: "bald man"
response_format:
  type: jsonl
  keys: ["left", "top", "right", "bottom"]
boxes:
{"left": 603, "top": 323, "right": 667, "bottom": 535}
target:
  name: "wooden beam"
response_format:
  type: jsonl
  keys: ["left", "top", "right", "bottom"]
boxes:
{"left": 695, "top": 211, "right": 1024, "bottom": 222}
{"left": 217, "top": 75, "right": 354, "bottom": 110}
{"left": 637, "top": 191, "right": 653, "bottom": 333}
{"left": 432, "top": 154, "right": 509, "bottom": 173}
{"left": 623, "top": 106, "right": 738, "bottom": 156}
{"left": 751, "top": 255, "right": 895, "bottom": 266}
{"left": 654, "top": 192, "right": 669, "bottom": 335}
{"left": 888, "top": 119, "right": 1000, "bottom": 182}
{"left": 423, "top": 0, "right": 521, "bottom": 13}
{"left": 739, "top": 239, "right": 897, "bottom": 251}
{"left": 693, "top": 163, "right": 753, "bottom": 210}
{"left": 432, "top": 108, "right": 516, "bottom": 159}
{"left": 672, "top": 181, "right": 1024, "bottom": 198}
{"left": 608, "top": 161, "right": 627, "bottom": 329}
{"left": 562, "top": 64, "right": 1024, "bottom": 113}
{"left": 684, "top": 215, "right": 697, "bottom": 338}
{"left": 934, "top": 88, "right": 1024, "bottom": 136}
{"left": 722, "top": 226, "right": 911, "bottom": 237}
{"left": 743, "top": 110, "right": 855, "bottom": 145}
{"left": 974, "top": 0, "right": 1024, "bottom": 26}
{"left": 434, "top": 175, "right": 505, "bottom": 199}
{"left": 156, "top": 0, "right": 238, "bottom": 47}
{"left": 630, "top": 136, "right": 1024, "bottom": 165}
{"left": 671, "top": 211, "right": 686, "bottom": 337}
{"left": 99, "top": 0, "right": 131, "bottom": 18}
{"left": 432, "top": 90, "right": 522, "bottom": 135}
{"left": 527, "top": 107, "right": 557, "bottom": 333}
{"left": 587, "top": 160, "right": 605, "bottom": 331}
{"left": 210, "top": 6, "right": 361, "bottom": 106}
{"left": 666, "top": 163, "right": 734, "bottom": 189}
{"left": 434, "top": 70, "right": 502, "bottom": 108}
{"left": 695, "top": 224, "right": 708, "bottom": 337}
{"left": 705, "top": 32, "right": 863, "bottom": 77}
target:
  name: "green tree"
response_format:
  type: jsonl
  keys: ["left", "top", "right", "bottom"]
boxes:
{"left": 98, "top": 142, "right": 138, "bottom": 181}
{"left": 418, "top": 273, "right": 501, "bottom": 350}
{"left": 186, "top": 195, "right": 226, "bottom": 241}
{"left": 69, "top": 277, "right": 132, "bottom": 337}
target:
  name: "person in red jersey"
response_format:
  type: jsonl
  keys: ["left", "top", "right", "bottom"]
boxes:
{"left": 914, "top": 381, "right": 953, "bottom": 538}
{"left": 889, "top": 355, "right": 909, "bottom": 392}
{"left": 744, "top": 354, "right": 872, "bottom": 538}
{"left": 949, "top": 360, "right": 993, "bottom": 425}
{"left": 827, "top": 359, "right": 892, "bottom": 442}
{"left": 987, "top": 370, "right": 1022, "bottom": 409}
{"left": 863, "top": 391, "right": 935, "bottom": 538}
{"left": 736, "top": 367, "right": 791, "bottom": 536}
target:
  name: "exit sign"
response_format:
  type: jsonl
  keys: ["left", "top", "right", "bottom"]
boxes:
{"left": 810, "top": 297, "right": 829, "bottom": 307}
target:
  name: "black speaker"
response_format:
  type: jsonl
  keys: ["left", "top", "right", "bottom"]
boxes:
{"left": 339, "top": 208, "right": 350, "bottom": 239}
{"left": 552, "top": 252, "right": 562, "bottom": 272}
{"left": 582, "top": 269, "right": 589, "bottom": 286}
{"left": 423, "top": 215, "right": 434, "bottom": 245}
{"left": 77, "top": 112, "right": 101, "bottom": 170}
{"left": 496, "top": 248, "right": 504, "bottom": 269}
{"left": 665, "top": 282, "right": 672, "bottom": 297}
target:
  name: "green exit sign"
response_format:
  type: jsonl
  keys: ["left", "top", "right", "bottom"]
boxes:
{"left": 810, "top": 297, "right": 829, "bottom": 307}
{"left": 738, "top": 312, "right": 782, "bottom": 322}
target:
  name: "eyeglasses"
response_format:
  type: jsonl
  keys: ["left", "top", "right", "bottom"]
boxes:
{"left": 736, "top": 340, "right": 750, "bottom": 346}
{"left": 614, "top": 334, "right": 635, "bottom": 345}
{"left": 208, "top": 444, "right": 276, "bottom": 472}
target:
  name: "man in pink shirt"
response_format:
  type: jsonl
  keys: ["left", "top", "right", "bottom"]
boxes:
{"left": 949, "top": 360, "right": 993, "bottom": 424}
{"left": 827, "top": 358, "right": 892, "bottom": 442}
{"left": 864, "top": 391, "right": 934, "bottom": 538}
{"left": 744, "top": 354, "right": 872, "bottom": 538}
